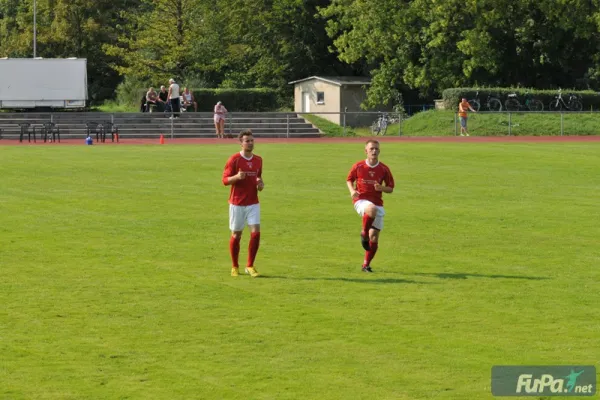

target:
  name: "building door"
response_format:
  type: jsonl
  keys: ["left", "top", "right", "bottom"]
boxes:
{"left": 302, "top": 92, "right": 310, "bottom": 112}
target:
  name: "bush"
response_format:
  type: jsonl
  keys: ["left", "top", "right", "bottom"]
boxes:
{"left": 117, "top": 84, "right": 282, "bottom": 112}
{"left": 115, "top": 77, "right": 150, "bottom": 109}
{"left": 191, "top": 88, "right": 280, "bottom": 111}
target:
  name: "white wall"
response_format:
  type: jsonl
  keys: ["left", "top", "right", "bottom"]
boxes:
{"left": 293, "top": 79, "right": 341, "bottom": 124}
{"left": 0, "top": 59, "right": 88, "bottom": 105}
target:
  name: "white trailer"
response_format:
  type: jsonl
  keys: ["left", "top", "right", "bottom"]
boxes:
{"left": 0, "top": 58, "right": 88, "bottom": 109}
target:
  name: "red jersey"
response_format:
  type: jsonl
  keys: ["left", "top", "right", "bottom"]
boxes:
{"left": 347, "top": 160, "right": 395, "bottom": 206}
{"left": 222, "top": 152, "right": 263, "bottom": 206}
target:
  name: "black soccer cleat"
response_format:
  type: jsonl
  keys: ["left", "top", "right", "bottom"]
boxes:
{"left": 360, "top": 231, "right": 371, "bottom": 251}
{"left": 362, "top": 266, "right": 373, "bottom": 273}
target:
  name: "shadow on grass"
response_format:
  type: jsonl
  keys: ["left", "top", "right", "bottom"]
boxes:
{"left": 258, "top": 275, "right": 437, "bottom": 284}
{"left": 411, "top": 272, "right": 550, "bottom": 280}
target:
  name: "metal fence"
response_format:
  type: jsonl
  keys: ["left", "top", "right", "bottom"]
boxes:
{"left": 301, "top": 110, "right": 600, "bottom": 137}
{"left": 451, "top": 111, "right": 600, "bottom": 136}
{"left": 1, "top": 110, "right": 599, "bottom": 139}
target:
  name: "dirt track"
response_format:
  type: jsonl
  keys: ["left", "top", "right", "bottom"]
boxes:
{"left": 2, "top": 135, "right": 600, "bottom": 146}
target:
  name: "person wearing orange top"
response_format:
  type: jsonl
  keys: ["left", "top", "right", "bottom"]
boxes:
{"left": 458, "top": 98, "right": 476, "bottom": 136}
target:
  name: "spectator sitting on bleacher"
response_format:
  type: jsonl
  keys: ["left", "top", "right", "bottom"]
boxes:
{"left": 158, "top": 85, "right": 169, "bottom": 112}
{"left": 140, "top": 93, "right": 147, "bottom": 112}
{"left": 182, "top": 87, "right": 198, "bottom": 112}
{"left": 146, "top": 87, "right": 159, "bottom": 112}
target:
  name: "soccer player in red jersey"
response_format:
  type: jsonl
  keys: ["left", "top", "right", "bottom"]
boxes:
{"left": 222, "top": 129, "right": 264, "bottom": 277}
{"left": 346, "top": 139, "right": 395, "bottom": 272}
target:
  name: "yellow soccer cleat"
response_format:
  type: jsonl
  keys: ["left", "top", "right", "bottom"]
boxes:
{"left": 231, "top": 267, "right": 239, "bottom": 277}
{"left": 245, "top": 266, "right": 260, "bottom": 277}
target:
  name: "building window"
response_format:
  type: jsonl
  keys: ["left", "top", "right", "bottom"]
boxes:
{"left": 316, "top": 92, "right": 325, "bottom": 104}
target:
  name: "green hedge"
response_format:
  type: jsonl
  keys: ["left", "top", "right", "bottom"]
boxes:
{"left": 193, "top": 88, "right": 280, "bottom": 111}
{"left": 442, "top": 87, "right": 600, "bottom": 111}
{"left": 132, "top": 88, "right": 281, "bottom": 111}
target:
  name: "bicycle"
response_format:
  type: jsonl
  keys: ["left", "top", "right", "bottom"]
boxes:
{"left": 371, "top": 113, "right": 389, "bottom": 136}
{"left": 504, "top": 91, "right": 544, "bottom": 112}
{"left": 468, "top": 90, "right": 502, "bottom": 112}
{"left": 548, "top": 89, "right": 582, "bottom": 112}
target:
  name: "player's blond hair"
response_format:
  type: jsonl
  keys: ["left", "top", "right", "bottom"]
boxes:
{"left": 365, "top": 139, "right": 379, "bottom": 147}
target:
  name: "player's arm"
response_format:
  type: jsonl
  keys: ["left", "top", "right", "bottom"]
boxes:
{"left": 224, "top": 170, "right": 245, "bottom": 185}
{"left": 222, "top": 160, "right": 245, "bottom": 186}
{"left": 224, "top": 174, "right": 243, "bottom": 185}
{"left": 256, "top": 167, "right": 264, "bottom": 191}
{"left": 374, "top": 183, "right": 393, "bottom": 193}
{"left": 346, "top": 180, "right": 359, "bottom": 199}
{"left": 374, "top": 167, "right": 395, "bottom": 193}
{"left": 346, "top": 166, "right": 359, "bottom": 198}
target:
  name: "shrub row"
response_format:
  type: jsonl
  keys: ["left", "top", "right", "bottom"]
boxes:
{"left": 442, "top": 87, "right": 600, "bottom": 111}
{"left": 132, "top": 88, "right": 282, "bottom": 112}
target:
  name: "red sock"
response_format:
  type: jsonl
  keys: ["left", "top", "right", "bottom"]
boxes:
{"left": 363, "top": 241, "right": 379, "bottom": 267}
{"left": 247, "top": 232, "right": 261, "bottom": 267}
{"left": 229, "top": 236, "right": 241, "bottom": 267}
{"left": 362, "top": 214, "right": 375, "bottom": 235}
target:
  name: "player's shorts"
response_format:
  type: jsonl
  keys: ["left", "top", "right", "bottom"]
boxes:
{"left": 229, "top": 203, "right": 260, "bottom": 231}
{"left": 459, "top": 116, "right": 467, "bottom": 128}
{"left": 353, "top": 199, "right": 385, "bottom": 231}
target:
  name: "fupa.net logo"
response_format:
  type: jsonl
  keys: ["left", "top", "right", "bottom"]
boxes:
{"left": 492, "top": 366, "right": 596, "bottom": 397}
{"left": 516, "top": 369, "right": 592, "bottom": 395}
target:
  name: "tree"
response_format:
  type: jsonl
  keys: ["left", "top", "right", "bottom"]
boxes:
{"left": 186, "top": 0, "right": 356, "bottom": 90}
{"left": 104, "top": 0, "right": 200, "bottom": 86}
{"left": 0, "top": 0, "right": 141, "bottom": 103}
{"left": 321, "top": 0, "right": 600, "bottom": 105}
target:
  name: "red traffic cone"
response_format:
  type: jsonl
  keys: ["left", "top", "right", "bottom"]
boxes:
{"left": 159, "top": 134, "right": 165, "bottom": 145}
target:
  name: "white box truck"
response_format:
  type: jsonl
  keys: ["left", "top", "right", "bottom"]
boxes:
{"left": 0, "top": 58, "right": 88, "bottom": 109}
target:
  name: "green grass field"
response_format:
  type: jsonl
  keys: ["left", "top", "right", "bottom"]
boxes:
{"left": 1, "top": 142, "right": 599, "bottom": 399}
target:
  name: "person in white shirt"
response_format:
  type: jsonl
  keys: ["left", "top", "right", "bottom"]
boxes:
{"left": 167, "top": 78, "right": 181, "bottom": 118}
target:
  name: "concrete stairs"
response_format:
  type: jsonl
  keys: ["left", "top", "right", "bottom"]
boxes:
{"left": 0, "top": 112, "right": 322, "bottom": 140}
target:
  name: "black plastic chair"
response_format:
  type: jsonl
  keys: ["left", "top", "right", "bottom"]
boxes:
{"left": 18, "top": 123, "right": 35, "bottom": 143}
{"left": 99, "top": 121, "right": 119, "bottom": 142}
{"left": 42, "top": 122, "right": 60, "bottom": 143}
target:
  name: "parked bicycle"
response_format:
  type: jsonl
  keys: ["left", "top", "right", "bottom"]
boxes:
{"left": 468, "top": 90, "right": 502, "bottom": 112}
{"left": 504, "top": 91, "right": 544, "bottom": 112}
{"left": 371, "top": 113, "right": 389, "bottom": 136}
{"left": 549, "top": 89, "right": 582, "bottom": 112}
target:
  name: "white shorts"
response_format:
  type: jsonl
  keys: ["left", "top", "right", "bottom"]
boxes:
{"left": 229, "top": 203, "right": 260, "bottom": 231}
{"left": 354, "top": 200, "right": 385, "bottom": 231}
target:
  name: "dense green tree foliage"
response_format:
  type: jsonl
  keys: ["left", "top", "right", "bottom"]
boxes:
{"left": 321, "top": 0, "right": 600, "bottom": 104}
{"left": 2, "top": 0, "right": 600, "bottom": 106}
